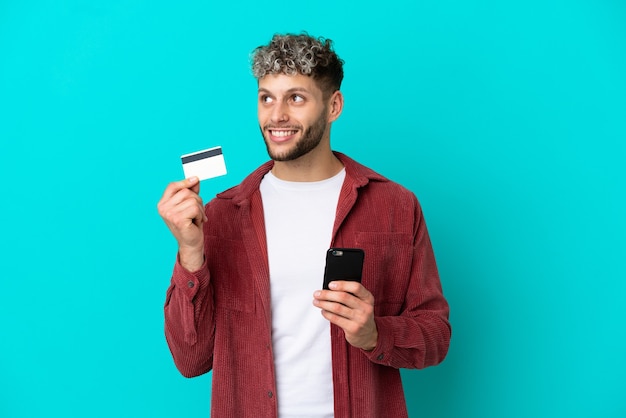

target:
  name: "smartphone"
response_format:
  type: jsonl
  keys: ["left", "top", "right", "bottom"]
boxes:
{"left": 322, "top": 248, "right": 365, "bottom": 290}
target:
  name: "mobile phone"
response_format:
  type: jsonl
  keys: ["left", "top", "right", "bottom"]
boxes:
{"left": 322, "top": 248, "right": 365, "bottom": 290}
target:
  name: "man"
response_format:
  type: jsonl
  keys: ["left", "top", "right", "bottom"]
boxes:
{"left": 158, "top": 33, "right": 451, "bottom": 418}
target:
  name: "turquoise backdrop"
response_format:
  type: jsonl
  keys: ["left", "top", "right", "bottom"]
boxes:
{"left": 1, "top": 1, "right": 625, "bottom": 417}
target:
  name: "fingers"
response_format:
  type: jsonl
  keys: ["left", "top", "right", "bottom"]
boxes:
{"left": 312, "top": 282, "right": 374, "bottom": 317}
{"left": 325, "top": 281, "right": 374, "bottom": 304}
{"left": 162, "top": 188, "right": 205, "bottom": 217}
{"left": 158, "top": 178, "right": 206, "bottom": 221}
{"left": 159, "top": 177, "right": 200, "bottom": 202}
{"left": 157, "top": 177, "right": 207, "bottom": 249}
{"left": 158, "top": 199, "right": 206, "bottom": 231}
{"left": 165, "top": 195, "right": 206, "bottom": 227}
{"left": 312, "top": 282, "right": 378, "bottom": 350}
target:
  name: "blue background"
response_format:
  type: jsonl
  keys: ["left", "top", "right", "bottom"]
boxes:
{"left": 1, "top": 1, "right": 625, "bottom": 417}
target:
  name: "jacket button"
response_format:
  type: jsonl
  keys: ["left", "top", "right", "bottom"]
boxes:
{"left": 268, "top": 391, "right": 273, "bottom": 398}
{"left": 187, "top": 281, "right": 195, "bottom": 288}
{"left": 377, "top": 354, "right": 384, "bottom": 361}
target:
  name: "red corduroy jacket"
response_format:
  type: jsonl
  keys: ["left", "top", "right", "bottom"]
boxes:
{"left": 164, "top": 152, "right": 451, "bottom": 417}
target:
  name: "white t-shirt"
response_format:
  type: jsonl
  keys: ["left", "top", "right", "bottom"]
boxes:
{"left": 260, "top": 168, "right": 346, "bottom": 418}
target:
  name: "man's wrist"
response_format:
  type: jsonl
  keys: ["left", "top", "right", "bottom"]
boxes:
{"left": 361, "top": 328, "right": 379, "bottom": 351}
{"left": 178, "top": 246, "right": 205, "bottom": 272}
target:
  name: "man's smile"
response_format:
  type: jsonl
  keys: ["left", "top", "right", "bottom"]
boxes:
{"left": 265, "top": 127, "right": 301, "bottom": 143}
{"left": 270, "top": 129, "right": 298, "bottom": 137}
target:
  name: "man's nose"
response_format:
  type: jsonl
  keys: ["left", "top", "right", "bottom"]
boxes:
{"left": 270, "top": 101, "right": 289, "bottom": 123}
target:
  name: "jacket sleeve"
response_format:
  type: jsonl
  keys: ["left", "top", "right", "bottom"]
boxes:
{"left": 363, "top": 198, "right": 451, "bottom": 369}
{"left": 164, "top": 255, "right": 216, "bottom": 378}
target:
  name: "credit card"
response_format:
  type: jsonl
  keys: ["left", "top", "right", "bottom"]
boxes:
{"left": 181, "top": 146, "right": 227, "bottom": 181}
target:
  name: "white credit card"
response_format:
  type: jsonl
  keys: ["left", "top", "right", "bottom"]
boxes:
{"left": 181, "top": 146, "right": 227, "bottom": 181}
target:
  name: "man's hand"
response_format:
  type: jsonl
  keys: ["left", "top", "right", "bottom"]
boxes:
{"left": 157, "top": 177, "right": 207, "bottom": 271}
{"left": 313, "top": 281, "right": 378, "bottom": 351}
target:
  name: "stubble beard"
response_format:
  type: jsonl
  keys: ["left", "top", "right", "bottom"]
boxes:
{"left": 261, "top": 108, "right": 328, "bottom": 162}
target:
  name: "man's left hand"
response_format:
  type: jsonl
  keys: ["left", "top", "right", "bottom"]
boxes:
{"left": 313, "top": 281, "right": 378, "bottom": 351}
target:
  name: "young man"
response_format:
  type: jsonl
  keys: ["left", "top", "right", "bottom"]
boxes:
{"left": 158, "top": 33, "right": 451, "bottom": 418}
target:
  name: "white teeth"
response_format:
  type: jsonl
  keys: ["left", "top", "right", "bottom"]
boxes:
{"left": 271, "top": 130, "right": 296, "bottom": 137}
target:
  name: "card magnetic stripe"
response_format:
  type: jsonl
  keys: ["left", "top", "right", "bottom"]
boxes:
{"left": 181, "top": 148, "right": 223, "bottom": 164}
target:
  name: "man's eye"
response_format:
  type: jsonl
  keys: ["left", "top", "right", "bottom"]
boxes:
{"left": 292, "top": 95, "right": 304, "bottom": 103}
{"left": 260, "top": 96, "right": 273, "bottom": 103}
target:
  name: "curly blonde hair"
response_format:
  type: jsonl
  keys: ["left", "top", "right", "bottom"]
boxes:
{"left": 251, "top": 33, "right": 344, "bottom": 97}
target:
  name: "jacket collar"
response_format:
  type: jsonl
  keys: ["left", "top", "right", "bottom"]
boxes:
{"left": 217, "top": 152, "right": 388, "bottom": 206}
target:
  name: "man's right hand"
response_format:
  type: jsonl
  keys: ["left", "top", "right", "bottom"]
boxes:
{"left": 157, "top": 177, "right": 207, "bottom": 271}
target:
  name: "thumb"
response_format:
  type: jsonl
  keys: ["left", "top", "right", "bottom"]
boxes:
{"left": 187, "top": 176, "right": 201, "bottom": 194}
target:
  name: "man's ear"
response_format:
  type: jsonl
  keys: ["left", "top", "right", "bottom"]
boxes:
{"left": 327, "top": 90, "right": 344, "bottom": 123}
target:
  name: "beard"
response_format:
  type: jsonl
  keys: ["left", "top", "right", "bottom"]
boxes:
{"left": 260, "top": 107, "right": 328, "bottom": 162}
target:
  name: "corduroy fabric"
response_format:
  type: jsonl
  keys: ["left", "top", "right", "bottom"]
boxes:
{"left": 164, "top": 152, "right": 451, "bottom": 417}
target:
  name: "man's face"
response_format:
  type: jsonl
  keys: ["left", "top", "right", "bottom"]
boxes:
{"left": 258, "top": 73, "right": 330, "bottom": 162}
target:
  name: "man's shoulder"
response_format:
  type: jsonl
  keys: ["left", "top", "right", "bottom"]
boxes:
{"left": 362, "top": 176, "right": 418, "bottom": 206}
{"left": 338, "top": 152, "right": 416, "bottom": 199}
{"left": 336, "top": 152, "right": 386, "bottom": 183}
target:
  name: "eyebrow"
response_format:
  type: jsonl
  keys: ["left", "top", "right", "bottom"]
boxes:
{"left": 258, "top": 87, "right": 311, "bottom": 95}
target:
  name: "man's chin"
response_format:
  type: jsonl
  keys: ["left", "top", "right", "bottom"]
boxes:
{"left": 267, "top": 150, "right": 297, "bottom": 162}
{"left": 267, "top": 148, "right": 305, "bottom": 162}
{"left": 265, "top": 141, "right": 297, "bottom": 162}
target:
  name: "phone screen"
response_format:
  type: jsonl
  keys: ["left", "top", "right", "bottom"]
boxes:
{"left": 322, "top": 248, "right": 365, "bottom": 290}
